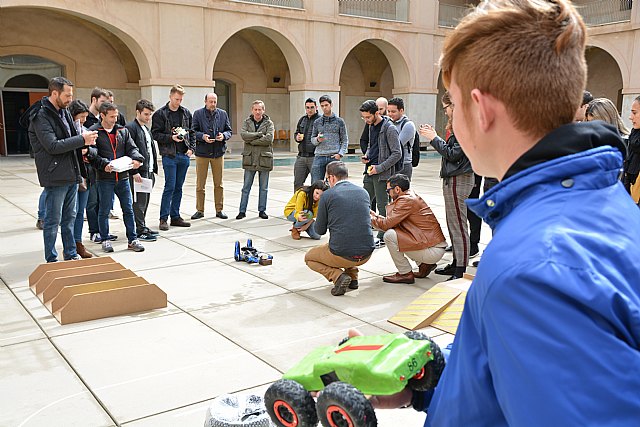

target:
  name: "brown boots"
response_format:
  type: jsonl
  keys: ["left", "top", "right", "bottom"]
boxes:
{"left": 290, "top": 228, "right": 301, "bottom": 240}
{"left": 76, "top": 242, "right": 93, "bottom": 258}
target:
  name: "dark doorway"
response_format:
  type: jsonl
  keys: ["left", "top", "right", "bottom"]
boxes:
{"left": 2, "top": 91, "right": 30, "bottom": 154}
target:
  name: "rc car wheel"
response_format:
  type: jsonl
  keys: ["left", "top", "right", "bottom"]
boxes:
{"left": 404, "top": 331, "right": 445, "bottom": 391}
{"left": 316, "top": 381, "right": 377, "bottom": 427}
{"left": 265, "top": 379, "right": 318, "bottom": 427}
{"left": 234, "top": 241, "right": 241, "bottom": 261}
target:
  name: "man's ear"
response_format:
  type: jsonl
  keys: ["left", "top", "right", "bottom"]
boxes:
{"left": 471, "top": 89, "right": 496, "bottom": 132}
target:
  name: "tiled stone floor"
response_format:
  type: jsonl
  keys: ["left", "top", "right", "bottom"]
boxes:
{"left": 0, "top": 154, "right": 491, "bottom": 426}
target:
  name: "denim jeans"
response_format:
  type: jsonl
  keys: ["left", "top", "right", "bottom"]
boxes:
{"left": 37, "top": 189, "right": 46, "bottom": 220}
{"left": 311, "top": 155, "right": 337, "bottom": 183}
{"left": 43, "top": 184, "right": 78, "bottom": 262}
{"left": 239, "top": 169, "right": 269, "bottom": 213}
{"left": 287, "top": 211, "right": 320, "bottom": 239}
{"left": 97, "top": 180, "right": 137, "bottom": 243}
{"left": 160, "top": 153, "right": 190, "bottom": 220}
{"left": 73, "top": 189, "right": 90, "bottom": 242}
{"left": 86, "top": 183, "right": 99, "bottom": 235}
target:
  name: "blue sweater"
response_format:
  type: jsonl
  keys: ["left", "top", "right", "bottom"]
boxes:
{"left": 315, "top": 180, "right": 374, "bottom": 257}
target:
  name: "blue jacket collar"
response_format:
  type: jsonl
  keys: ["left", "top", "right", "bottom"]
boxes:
{"left": 468, "top": 145, "right": 623, "bottom": 229}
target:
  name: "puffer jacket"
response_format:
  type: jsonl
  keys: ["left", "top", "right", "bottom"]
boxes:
{"left": 371, "top": 190, "right": 445, "bottom": 252}
{"left": 423, "top": 124, "right": 640, "bottom": 426}
{"left": 26, "top": 97, "right": 87, "bottom": 187}
{"left": 240, "top": 114, "right": 274, "bottom": 172}
{"left": 89, "top": 123, "right": 144, "bottom": 182}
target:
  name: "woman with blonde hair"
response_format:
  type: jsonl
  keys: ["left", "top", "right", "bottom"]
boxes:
{"left": 585, "top": 97, "right": 629, "bottom": 137}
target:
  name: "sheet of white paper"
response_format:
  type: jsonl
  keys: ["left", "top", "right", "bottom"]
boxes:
{"left": 133, "top": 177, "right": 153, "bottom": 194}
{"left": 110, "top": 156, "right": 133, "bottom": 172}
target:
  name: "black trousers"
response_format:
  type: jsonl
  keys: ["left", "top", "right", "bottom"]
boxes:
{"left": 130, "top": 172, "right": 155, "bottom": 234}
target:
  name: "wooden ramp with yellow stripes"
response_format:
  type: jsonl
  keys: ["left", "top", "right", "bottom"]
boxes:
{"left": 29, "top": 257, "right": 167, "bottom": 325}
{"left": 389, "top": 274, "right": 473, "bottom": 334}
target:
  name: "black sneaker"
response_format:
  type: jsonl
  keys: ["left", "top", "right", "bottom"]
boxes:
{"left": 258, "top": 211, "right": 269, "bottom": 219}
{"left": 138, "top": 233, "right": 157, "bottom": 242}
{"left": 236, "top": 212, "right": 246, "bottom": 220}
{"left": 144, "top": 227, "right": 160, "bottom": 236}
{"left": 191, "top": 211, "right": 204, "bottom": 220}
{"left": 331, "top": 273, "right": 352, "bottom": 296}
{"left": 469, "top": 245, "right": 480, "bottom": 259}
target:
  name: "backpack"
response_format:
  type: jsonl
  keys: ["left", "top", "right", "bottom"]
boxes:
{"left": 399, "top": 118, "right": 421, "bottom": 167}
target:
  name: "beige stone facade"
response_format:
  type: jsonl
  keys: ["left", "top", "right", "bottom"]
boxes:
{"left": 0, "top": 0, "right": 638, "bottom": 155}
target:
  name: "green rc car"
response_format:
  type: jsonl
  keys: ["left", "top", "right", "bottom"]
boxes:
{"left": 264, "top": 331, "right": 445, "bottom": 427}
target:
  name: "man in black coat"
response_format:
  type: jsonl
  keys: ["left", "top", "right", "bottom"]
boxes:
{"left": 89, "top": 102, "right": 145, "bottom": 253}
{"left": 28, "top": 77, "right": 98, "bottom": 262}
{"left": 126, "top": 99, "right": 159, "bottom": 241}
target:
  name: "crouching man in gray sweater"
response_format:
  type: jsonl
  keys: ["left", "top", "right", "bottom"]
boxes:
{"left": 304, "top": 161, "right": 374, "bottom": 296}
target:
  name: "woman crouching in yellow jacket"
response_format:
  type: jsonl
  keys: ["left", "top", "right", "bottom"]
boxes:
{"left": 283, "top": 180, "right": 328, "bottom": 240}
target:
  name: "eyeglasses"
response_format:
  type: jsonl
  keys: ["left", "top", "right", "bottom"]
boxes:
{"left": 442, "top": 104, "right": 452, "bottom": 111}
{"left": 386, "top": 187, "right": 394, "bottom": 194}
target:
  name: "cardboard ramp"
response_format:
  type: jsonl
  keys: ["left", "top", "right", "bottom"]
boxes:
{"left": 28, "top": 257, "right": 167, "bottom": 325}
{"left": 389, "top": 274, "right": 473, "bottom": 334}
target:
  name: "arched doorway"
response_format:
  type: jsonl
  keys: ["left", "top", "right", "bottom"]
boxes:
{"left": 337, "top": 40, "right": 410, "bottom": 152}
{"left": 585, "top": 46, "right": 623, "bottom": 110}
{"left": 0, "top": 55, "right": 63, "bottom": 155}
{"left": 212, "top": 29, "right": 294, "bottom": 151}
{"left": 0, "top": 6, "right": 149, "bottom": 155}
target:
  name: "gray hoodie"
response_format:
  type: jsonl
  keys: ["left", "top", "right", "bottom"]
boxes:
{"left": 311, "top": 113, "right": 349, "bottom": 156}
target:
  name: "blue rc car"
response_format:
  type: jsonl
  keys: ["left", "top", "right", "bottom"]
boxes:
{"left": 234, "top": 239, "right": 273, "bottom": 265}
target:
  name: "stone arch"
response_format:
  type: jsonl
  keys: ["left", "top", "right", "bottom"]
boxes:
{"left": 334, "top": 36, "right": 412, "bottom": 91}
{"left": 206, "top": 25, "right": 309, "bottom": 87}
{"left": 585, "top": 40, "right": 628, "bottom": 86}
{"left": 0, "top": 1, "right": 156, "bottom": 81}
{"left": 0, "top": 47, "right": 76, "bottom": 84}
{"left": 585, "top": 45, "right": 625, "bottom": 109}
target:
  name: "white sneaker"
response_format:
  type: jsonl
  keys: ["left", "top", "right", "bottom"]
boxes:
{"left": 67, "top": 254, "right": 82, "bottom": 261}
{"left": 102, "top": 240, "right": 114, "bottom": 253}
{"left": 127, "top": 239, "right": 145, "bottom": 252}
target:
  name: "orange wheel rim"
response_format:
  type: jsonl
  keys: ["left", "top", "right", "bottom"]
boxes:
{"left": 413, "top": 367, "right": 425, "bottom": 380}
{"left": 326, "top": 405, "right": 354, "bottom": 427}
{"left": 273, "top": 400, "right": 298, "bottom": 427}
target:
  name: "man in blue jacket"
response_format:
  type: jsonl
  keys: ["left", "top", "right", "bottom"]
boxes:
{"left": 191, "top": 92, "right": 232, "bottom": 220}
{"left": 371, "top": 0, "right": 640, "bottom": 425}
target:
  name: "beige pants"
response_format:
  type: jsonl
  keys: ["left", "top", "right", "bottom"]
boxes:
{"left": 195, "top": 156, "right": 224, "bottom": 212}
{"left": 384, "top": 229, "right": 446, "bottom": 274}
{"left": 305, "top": 243, "right": 371, "bottom": 282}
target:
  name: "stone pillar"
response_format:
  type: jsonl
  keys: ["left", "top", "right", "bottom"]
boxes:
{"left": 621, "top": 92, "right": 639, "bottom": 129}
{"left": 289, "top": 89, "right": 340, "bottom": 152}
{"left": 394, "top": 92, "right": 438, "bottom": 128}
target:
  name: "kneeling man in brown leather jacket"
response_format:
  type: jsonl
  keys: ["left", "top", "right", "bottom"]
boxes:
{"left": 370, "top": 173, "right": 447, "bottom": 284}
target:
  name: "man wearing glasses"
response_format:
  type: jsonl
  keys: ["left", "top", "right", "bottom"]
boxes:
{"left": 370, "top": 174, "right": 446, "bottom": 284}
{"left": 293, "top": 98, "right": 320, "bottom": 190}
